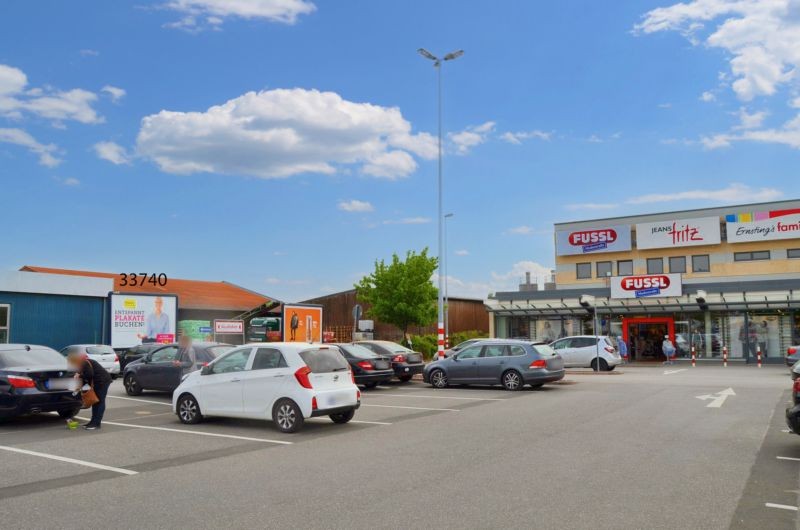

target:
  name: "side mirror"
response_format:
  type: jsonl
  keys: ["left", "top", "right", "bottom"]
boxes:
{"left": 201, "top": 365, "right": 212, "bottom": 376}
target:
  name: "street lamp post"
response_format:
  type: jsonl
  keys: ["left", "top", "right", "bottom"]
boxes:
{"left": 418, "top": 47, "right": 464, "bottom": 359}
{"left": 444, "top": 212, "right": 454, "bottom": 347}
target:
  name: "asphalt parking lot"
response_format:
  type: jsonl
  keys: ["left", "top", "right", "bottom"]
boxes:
{"left": 0, "top": 364, "right": 797, "bottom": 529}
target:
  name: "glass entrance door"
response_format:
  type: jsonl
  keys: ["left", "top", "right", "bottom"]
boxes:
{"left": 622, "top": 317, "right": 675, "bottom": 362}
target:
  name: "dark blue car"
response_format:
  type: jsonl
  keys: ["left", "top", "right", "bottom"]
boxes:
{"left": 123, "top": 342, "right": 232, "bottom": 395}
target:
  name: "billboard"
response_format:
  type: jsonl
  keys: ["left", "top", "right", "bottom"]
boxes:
{"left": 635, "top": 216, "right": 721, "bottom": 250}
{"left": 110, "top": 294, "right": 177, "bottom": 348}
{"left": 726, "top": 209, "right": 800, "bottom": 243}
{"left": 555, "top": 225, "right": 632, "bottom": 256}
{"left": 282, "top": 304, "right": 323, "bottom": 343}
{"left": 610, "top": 274, "right": 682, "bottom": 299}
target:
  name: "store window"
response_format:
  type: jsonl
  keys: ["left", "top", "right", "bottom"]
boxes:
{"left": 647, "top": 258, "right": 663, "bottom": 274}
{"left": 0, "top": 304, "right": 8, "bottom": 343}
{"left": 596, "top": 261, "right": 612, "bottom": 279}
{"left": 617, "top": 260, "right": 633, "bottom": 276}
{"left": 734, "top": 251, "right": 770, "bottom": 262}
{"left": 793, "top": 312, "right": 800, "bottom": 345}
{"left": 692, "top": 255, "right": 710, "bottom": 272}
{"left": 668, "top": 256, "right": 686, "bottom": 273}
{"left": 509, "top": 317, "right": 531, "bottom": 339}
{"left": 788, "top": 249, "right": 800, "bottom": 259}
{"left": 576, "top": 262, "right": 592, "bottom": 279}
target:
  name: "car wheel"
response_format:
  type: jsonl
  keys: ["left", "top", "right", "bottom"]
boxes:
{"left": 329, "top": 409, "right": 355, "bottom": 424}
{"left": 58, "top": 407, "right": 80, "bottom": 419}
{"left": 273, "top": 399, "right": 304, "bottom": 433}
{"left": 177, "top": 394, "right": 202, "bottom": 424}
{"left": 502, "top": 370, "right": 523, "bottom": 391}
{"left": 398, "top": 375, "right": 413, "bottom": 382}
{"left": 429, "top": 369, "right": 448, "bottom": 389}
{"left": 590, "top": 358, "right": 609, "bottom": 371}
{"left": 124, "top": 374, "right": 142, "bottom": 396}
{"left": 607, "top": 365, "right": 615, "bottom": 372}
{"left": 363, "top": 382, "right": 378, "bottom": 389}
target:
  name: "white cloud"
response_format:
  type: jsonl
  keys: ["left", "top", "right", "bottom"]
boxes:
{"left": 101, "top": 85, "right": 126, "bottom": 103}
{"left": 163, "top": 0, "right": 316, "bottom": 31}
{"left": 0, "top": 127, "right": 61, "bottom": 167}
{"left": 500, "top": 130, "right": 552, "bottom": 145}
{"left": 454, "top": 249, "right": 469, "bottom": 256}
{"left": 702, "top": 113, "right": 800, "bottom": 150}
{"left": 136, "top": 88, "right": 436, "bottom": 180}
{"left": 383, "top": 217, "right": 431, "bottom": 225}
{"left": 700, "top": 91, "right": 716, "bottom": 102}
{"left": 626, "top": 183, "right": 782, "bottom": 204}
{"left": 79, "top": 49, "right": 99, "bottom": 57}
{"left": 337, "top": 199, "right": 374, "bottom": 213}
{"left": 449, "top": 121, "right": 495, "bottom": 154}
{"left": 93, "top": 141, "right": 131, "bottom": 165}
{"left": 0, "top": 64, "right": 102, "bottom": 125}
{"left": 587, "top": 134, "right": 603, "bottom": 143}
{"left": 657, "top": 102, "right": 672, "bottom": 109}
{"left": 733, "top": 107, "right": 768, "bottom": 130}
{"left": 54, "top": 176, "right": 80, "bottom": 186}
{"left": 564, "top": 202, "right": 618, "bottom": 211}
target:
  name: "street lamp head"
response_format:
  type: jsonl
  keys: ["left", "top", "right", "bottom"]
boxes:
{"left": 445, "top": 213, "right": 454, "bottom": 219}
{"left": 418, "top": 48, "right": 438, "bottom": 61}
{"left": 443, "top": 50, "right": 464, "bottom": 61}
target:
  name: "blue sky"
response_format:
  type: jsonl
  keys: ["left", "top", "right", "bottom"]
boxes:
{"left": 1, "top": 0, "right": 799, "bottom": 301}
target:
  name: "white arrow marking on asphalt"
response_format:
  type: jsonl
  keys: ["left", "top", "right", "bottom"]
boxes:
{"left": 695, "top": 387, "right": 735, "bottom": 408}
{"left": 663, "top": 369, "right": 687, "bottom": 375}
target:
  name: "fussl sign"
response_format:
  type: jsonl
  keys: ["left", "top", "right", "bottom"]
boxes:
{"left": 610, "top": 273, "right": 682, "bottom": 299}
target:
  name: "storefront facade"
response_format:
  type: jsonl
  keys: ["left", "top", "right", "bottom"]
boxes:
{"left": 487, "top": 200, "right": 800, "bottom": 363}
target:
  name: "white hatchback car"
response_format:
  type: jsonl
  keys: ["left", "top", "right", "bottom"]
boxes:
{"left": 549, "top": 335, "right": 621, "bottom": 371}
{"left": 60, "top": 344, "right": 121, "bottom": 379}
{"left": 172, "top": 343, "right": 361, "bottom": 433}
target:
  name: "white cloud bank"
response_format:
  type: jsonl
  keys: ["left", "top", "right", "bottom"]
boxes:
{"left": 93, "top": 141, "right": 131, "bottom": 165}
{"left": 0, "top": 128, "right": 61, "bottom": 167}
{"left": 500, "top": 130, "right": 551, "bottom": 144}
{"left": 101, "top": 85, "right": 126, "bottom": 103}
{"left": 337, "top": 199, "right": 373, "bottom": 213}
{"left": 136, "top": 88, "right": 437, "bottom": 179}
{"left": 163, "top": 0, "right": 316, "bottom": 31}
{"left": 449, "top": 121, "right": 495, "bottom": 154}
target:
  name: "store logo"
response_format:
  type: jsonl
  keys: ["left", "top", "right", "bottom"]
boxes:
{"left": 650, "top": 222, "right": 703, "bottom": 246}
{"left": 568, "top": 229, "right": 617, "bottom": 252}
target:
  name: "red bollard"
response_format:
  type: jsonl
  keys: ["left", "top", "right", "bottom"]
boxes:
{"left": 757, "top": 345, "right": 762, "bottom": 368}
{"left": 723, "top": 346, "right": 728, "bottom": 367}
{"left": 691, "top": 346, "right": 696, "bottom": 367}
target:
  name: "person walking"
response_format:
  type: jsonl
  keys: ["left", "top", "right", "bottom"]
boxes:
{"left": 617, "top": 336, "right": 628, "bottom": 363}
{"left": 174, "top": 334, "right": 197, "bottom": 376}
{"left": 662, "top": 335, "right": 675, "bottom": 365}
{"left": 67, "top": 351, "right": 111, "bottom": 430}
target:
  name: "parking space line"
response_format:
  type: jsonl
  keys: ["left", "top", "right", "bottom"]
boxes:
{"left": 75, "top": 416, "right": 292, "bottom": 445}
{"left": 0, "top": 444, "right": 138, "bottom": 475}
{"left": 361, "top": 404, "right": 459, "bottom": 412}
{"left": 776, "top": 456, "right": 800, "bottom": 462}
{"left": 107, "top": 395, "right": 171, "bottom": 406}
{"left": 765, "top": 503, "right": 799, "bottom": 512}
{"left": 109, "top": 412, "right": 175, "bottom": 422}
{"left": 366, "top": 393, "right": 505, "bottom": 401}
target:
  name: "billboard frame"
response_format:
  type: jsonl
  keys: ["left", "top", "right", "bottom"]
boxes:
{"left": 281, "top": 303, "right": 323, "bottom": 344}
{"left": 108, "top": 291, "right": 179, "bottom": 349}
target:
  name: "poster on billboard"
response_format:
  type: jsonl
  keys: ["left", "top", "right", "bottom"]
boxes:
{"left": 726, "top": 209, "right": 800, "bottom": 243}
{"left": 610, "top": 274, "right": 682, "bottom": 299}
{"left": 282, "top": 304, "right": 323, "bottom": 343}
{"left": 110, "top": 294, "right": 177, "bottom": 348}
{"left": 635, "top": 217, "right": 721, "bottom": 250}
{"left": 555, "top": 225, "right": 632, "bottom": 256}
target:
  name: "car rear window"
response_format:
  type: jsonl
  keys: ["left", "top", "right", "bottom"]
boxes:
{"left": 532, "top": 344, "right": 557, "bottom": 357}
{"left": 340, "top": 344, "right": 379, "bottom": 360}
{"left": 299, "top": 348, "right": 350, "bottom": 373}
{"left": 87, "top": 345, "right": 115, "bottom": 355}
{"left": 0, "top": 348, "right": 65, "bottom": 368}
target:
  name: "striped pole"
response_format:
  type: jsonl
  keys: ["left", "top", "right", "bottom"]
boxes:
{"left": 723, "top": 345, "right": 728, "bottom": 367}
{"left": 691, "top": 346, "right": 696, "bottom": 367}
{"left": 438, "top": 322, "right": 445, "bottom": 358}
{"left": 757, "top": 345, "right": 762, "bottom": 368}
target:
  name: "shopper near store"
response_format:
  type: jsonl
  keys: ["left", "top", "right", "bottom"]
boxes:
{"left": 757, "top": 320, "right": 769, "bottom": 357}
{"left": 617, "top": 336, "right": 628, "bottom": 362}
{"left": 67, "top": 351, "right": 111, "bottom": 430}
{"left": 662, "top": 335, "right": 675, "bottom": 365}
{"left": 174, "top": 334, "right": 197, "bottom": 375}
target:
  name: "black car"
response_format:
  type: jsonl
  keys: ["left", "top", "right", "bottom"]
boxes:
{"left": 0, "top": 344, "right": 82, "bottom": 420}
{"left": 334, "top": 343, "right": 394, "bottom": 389}
{"left": 118, "top": 343, "right": 163, "bottom": 370}
{"left": 355, "top": 340, "right": 425, "bottom": 382}
{"left": 786, "top": 377, "right": 800, "bottom": 434}
{"left": 123, "top": 342, "right": 232, "bottom": 395}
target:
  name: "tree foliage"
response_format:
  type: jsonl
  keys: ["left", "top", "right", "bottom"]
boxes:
{"left": 355, "top": 248, "right": 438, "bottom": 334}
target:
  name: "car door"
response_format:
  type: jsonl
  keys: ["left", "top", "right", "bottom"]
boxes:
{"left": 448, "top": 345, "right": 482, "bottom": 382}
{"left": 196, "top": 347, "right": 253, "bottom": 416}
{"left": 476, "top": 344, "right": 508, "bottom": 382}
{"left": 240, "top": 347, "right": 291, "bottom": 419}
{"left": 575, "top": 337, "right": 599, "bottom": 366}
{"left": 142, "top": 346, "right": 180, "bottom": 390}
{"left": 550, "top": 338, "right": 575, "bottom": 367}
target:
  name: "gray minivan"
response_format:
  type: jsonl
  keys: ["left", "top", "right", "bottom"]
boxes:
{"left": 423, "top": 340, "right": 565, "bottom": 391}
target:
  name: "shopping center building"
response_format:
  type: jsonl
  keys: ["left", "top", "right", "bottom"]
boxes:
{"left": 486, "top": 200, "right": 800, "bottom": 363}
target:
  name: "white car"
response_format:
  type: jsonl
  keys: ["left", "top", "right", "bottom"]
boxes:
{"left": 60, "top": 344, "right": 121, "bottom": 379}
{"left": 549, "top": 335, "right": 621, "bottom": 371}
{"left": 172, "top": 343, "right": 361, "bottom": 433}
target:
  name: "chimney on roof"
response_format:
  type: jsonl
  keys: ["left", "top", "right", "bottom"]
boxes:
{"left": 519, "top": 271, "right": 538, "bottom": 292}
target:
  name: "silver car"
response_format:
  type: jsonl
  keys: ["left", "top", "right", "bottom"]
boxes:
{"left": 60, "top": 344, "right": 121, "bottom": 379}
{"left": 423, "top": 340, "right": 564, "bottom": 391}
{"left": 549, "top": 335, "right": 621, "bottom": 371}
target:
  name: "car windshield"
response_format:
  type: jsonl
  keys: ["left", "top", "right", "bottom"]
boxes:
{"left": 0, "top": 348, "right": 66, "bottom": 368}
{"left": 207, "top": 345, "right": 233, "bottom": 358}
{"left": 86, "top": 345, "right": 115, "bottom": 355}
{"left": 299, "top": 348, "right": 350, "bottom": 373}
{"left": 340, "top": 344, "right": 378, "bottom": 360}
{"left": 532, "top": 344, "right": 558, "bottom": 357}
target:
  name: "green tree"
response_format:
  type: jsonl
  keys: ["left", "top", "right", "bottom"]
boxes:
{"left": 355, "top": 248, "right": 438, "bottom": 335}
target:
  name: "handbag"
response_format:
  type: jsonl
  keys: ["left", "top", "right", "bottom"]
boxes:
{"left": 81, "top": 386, "right": 99, "bottom": 409}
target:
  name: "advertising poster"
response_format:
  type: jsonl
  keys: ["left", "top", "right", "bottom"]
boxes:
{"left": 110, "top": 294, "right": 177, "bottom": 348}
{"left": 555, "top": 225, "right": 632, "bottom": 256}
{"left": 635, "top": 216, "right": 721, "bottom": 250}
{"left": 610, "top": 274, "right": 682, "bottom": 299}
{"left": 282, "top": 304, "right": 323, "bottom": 343}
{"left": 178, "top": 320, "right": 212, "bottom": 342}
{"left": 726, "top": 209, "right": 800, "bottom": 243}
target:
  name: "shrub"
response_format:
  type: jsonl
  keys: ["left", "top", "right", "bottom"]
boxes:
{"left": 409, "top": 330, "right": 490, "bottom": 361}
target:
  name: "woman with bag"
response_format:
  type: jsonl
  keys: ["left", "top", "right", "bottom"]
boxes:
{"left": 67, "top": 351, "right": 112, "bottom": 430}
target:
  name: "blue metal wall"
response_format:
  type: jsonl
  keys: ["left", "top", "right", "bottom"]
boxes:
{"left": 0, "top": 291, "right": 106, "bottom": 349}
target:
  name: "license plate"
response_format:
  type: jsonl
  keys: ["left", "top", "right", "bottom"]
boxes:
{"left": 46, "top": 378, "right": 77, "bottom": 391}
{"left": 321, "top": 392, "right": 349, "bottom": 408}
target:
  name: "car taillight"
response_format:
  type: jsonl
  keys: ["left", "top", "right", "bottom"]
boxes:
{"left": 529, "top": 359, "right": 547, "bottom": 369}
{"left": 605, "top": 346, "right": 615, "bottom": 353}
{"left": 356, "top": 390, "right": 361, "bottom": 401}
{"left": 392, "top": 354, "right": 406, "bottom": 363}
{"left": 350, "top": 369, "right": 355, "bottom": 384}
{"left": 8, "top": 376, "right": 36, "bottom": 388}
{"left": 311, "top": 396, "right": 318, "bottom": 410}
{"left": 294, "top": 366, "right": 313, "bottom": 389}
{"left": 357, "top": 361, "right": 374, "bottom": 371}
{"left": 114, "top": 353, "right": 119, "bottom": 363}
{"left": 201, "top": 362, "right": 209, "bottom": 367}
{"left": 794, "top": 379, "right": 800, "bottom": 393}
{"left": 789, "top": 347, "right": 798, "bottom": 355}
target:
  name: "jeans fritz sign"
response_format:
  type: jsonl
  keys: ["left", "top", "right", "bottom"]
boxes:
{"left": 610, "top": 274, "right": 682, "bottom": 299}
{"left": 635, "top": 216, "right": 721, "bottom": 250}
{"left": 726, "top": 209, "right": 800, "bottom": 243}
{"left": 555, "top": 225, "right": 632, "bottom": 256}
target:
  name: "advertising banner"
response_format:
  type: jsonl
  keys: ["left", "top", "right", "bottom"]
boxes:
{"left": 726, "top": 209, "right": 800, "bottom": 243}
{"left": 282, "top": 304, "right": 323, "bottom": 343}
{"left": 178, "top": 320, "right": 212, "bottom": 342}
{"left": 214, "top": 319, "right": 244, "bottom": 334}
{"left": 110, "top": 294, "right": 177, "bottom": 348}
{"left": 635, "top": 217, "right": 720, "bottom": 250}
{"left": 610, "top": 274, "right": 682, "bottom": 299}
{"left": 555, "top": 225, "right": 632, "bottom": 256}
